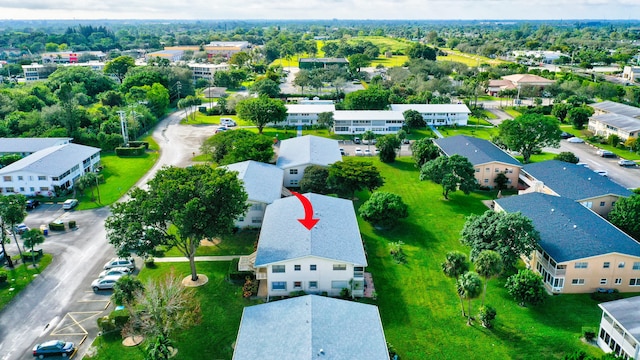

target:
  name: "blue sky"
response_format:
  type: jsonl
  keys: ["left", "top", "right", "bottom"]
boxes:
{"left": 0, "top": 0, "right": 639, "bottom": 20}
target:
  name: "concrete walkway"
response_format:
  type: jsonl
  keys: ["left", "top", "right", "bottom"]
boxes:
{"left": 154, "top": 255, "right": 245, "bottom": 263}
{"left": 429, "top": 125, "right": 444, "bottom": 138}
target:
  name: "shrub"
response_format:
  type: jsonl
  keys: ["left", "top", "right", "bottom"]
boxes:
{"left": 289, "top": 291, "right": 307, "bottom": 297}
{"left": 115, "top": 146, "right": 145, "bottom": 156}
{"left": 478, "top": 305, "right": 497, "bottom": 328}
{"left": 110, "top": 309, "right": 130, "bottom": 328}
{"left": 242, "top": 276, "right": 258, "bottom": 298}
{"left": 584, "top": 330, "right": 596, "bottom": 342}
{"left": 49, "top": 222, "right": 65, "bottom": 231}
{"left": 339, "top": 288, "right": 351, "bottom": 299}
{"left": 590, "top": 289, "right": 622, "bottom": 302}
{"left": 128, "top": 141, "right": 149, "bottom": 149}
{"left": 68, "top": 220, "right": 76, "bottom": 229}
{"left": 96, "top": 316, "right": 116, "bottom": 333}
{"left": 144, "top": 257, "right": 156, "bottom": 268}
{"left": 0, "top": 270, "right": 8, "bottom": 283}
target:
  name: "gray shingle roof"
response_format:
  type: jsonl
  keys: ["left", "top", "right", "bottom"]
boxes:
{"left": 255, "top": 193, "right": 367, "bottom": 266}
{"left": 223, "top": 161, "right": 284, "bottom": 204}
{"left": 233, "top": 295, "right": 388, "bottom": 360}
{"left": 434, "top": 135, "right": 522, "bottom": 167}
{"left": 0, "top": 144, "right": 100, "bottom": 176}
{"left": 590, "top": 100, "right": 640, "bottom": 118}
{"left": 0, "top": 137, "right": 72, "bottom": 154}
{"left": 599, "top": 296, "right": 640, "bottom": 341}
{"left": 523, "top": 160, "right": 633, "bottom": 200}
{"left": 590, "top": 113, "right": 640, "bottom": 133}
{"left": 495, "top": 193, "right": 640, "bottom": 263}
{"left": 276, "top": 135, "right": 342, "bottom": 169}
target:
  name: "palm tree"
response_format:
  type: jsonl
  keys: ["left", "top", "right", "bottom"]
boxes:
{"left": 475, "top": 250, "right": 503, "bottom": 307}
{"left": 75, "top": 172, "right": 100, "bottom": 203}
{"left": 442, "top": 251, "right": 469, "bottom": 316}
{"left": 2, "top": 195, "right": 26, "bottom": 262}
{"left": 457, "top": 272, "right": 483, "bottom": 325}
{"left": 22, "top": 229, "right": 45, "bottom": 267}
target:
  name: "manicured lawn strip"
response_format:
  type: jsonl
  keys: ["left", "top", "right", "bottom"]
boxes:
{"left": 86, "top": 261, "right": 261, "bottom": 360}
{"left": 440, "top": 125, "right": 498, "bottom": 140}
{"left": 0, "top": 254, "right": 53, "bottom": 311}
{"left": 515, "top": 152, "right": 557, "bottom": 163}
{"left": 371, "top": 55, "right": 408, "bottom": 68}
{"left": 350, "top": 157, "right": 602, "bottom": 359}
{"left": 162, "top": 228, "right": 258, "bottom": 257}
{"left": 469, "top": 116, "right": 495, "bottom": 126}
{"left": 182, "top": 113, "right": 252, "bottom": 127}
{"left": 504, "top": 108, "right": 523, "bottom": 118}
{"left": 479, "top": 110, "right": 498, "bottom": 120}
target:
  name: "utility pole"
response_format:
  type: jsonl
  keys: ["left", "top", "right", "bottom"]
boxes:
{"left": 118, "top": 110, "right": 129, "bottom": 146}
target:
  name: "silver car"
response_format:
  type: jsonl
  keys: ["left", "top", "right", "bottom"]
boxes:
{"left": 91, "top": 275, "right": 124, "bottom": 291}
{"left": 103, "top": 258, "right": 136, "bottom": 271}
{"left": 98, "top": 267, "right": 131, "bottom": 278}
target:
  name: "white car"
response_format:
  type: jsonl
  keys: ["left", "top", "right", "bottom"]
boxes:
{"left": 219, "top": 118, "right": 236, "bottom": 127}
{"left": 103, "top": 258, "right": 136, "bottom": 271}
{"left": 354, "top": 148, "right": 363, "bottom": 156}
{"left": 62, "top": 199, "right": 78, "bottom": 210}
{"left": 91, "top": 275, "right": 125, "bottom": 291}
{"left": 566, "top": 137, "right": 585, "bottom": 143}
{"left": 99, "top": 267, "right": 132, "bottom": 278}
{"left": 364, "top": 149, "right": 373, "bottom": 156}
{"left": 595, "top": 170, "right": 608, "bottom": 177}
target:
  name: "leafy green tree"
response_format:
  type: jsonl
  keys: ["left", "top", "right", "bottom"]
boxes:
{"left": 343, "top": 87, "right": 390, "bottom": 110}
{"left": 121, "top": 67, "right": 168, "bottom": 94}
{"left": 457, "top": 272, "right": 483, "bottom": 325}
{"left": 407, "top": 43, "right": 437, "bottom": 60}
{"left": 317, "top": 112, "right": 334, "bottom": 130}
{"left": 293, "top": 70, "right": 312, "bottom": 95}
{"left": 420, "top": 155, "right": 477, "bottom": 199}
{"left": 442, "top": 251, "right": 470, "bottom": 317}
{"left": 236, "top": 96, "right": 287, "bottom": 134}
{"left": 478, "top": 305, "right": 497, "bottom": 329}
{"left": 106, "top": 165, "right": 248, "bottom": 281}
{"left": 348, "top": 54, "right": 371, "bottom": 74}
{"left": 0, "top": 154, "right": 22, "bottom": 168}
{"left": 551, "top": 103, "right": 571, "bottom": 123}
{"left": 229, "top": 52, "right": 251, "bottom": 68}
{"left": 554, "top": 151, "right": 580, "bottom": 164}
{"left": 411, "top": 138, "right": 440, "bottom": 168}
{"left": 21, "top": 229, "right": 45, "bottom": 266}
{"left": 498, "top": 113, "right": 561, "bottom": 163}
{"left": 359, "top": 191, "right": 409, "bottom": 229}
{"left": 145, "top": 334, "right": 173, "bottom": 360}
{"left": 327, "top": 160, "right": 384, "bottom": 199}
{"left": 75, "top": 171, "right": 101, "bottom": 202}
{"left": 567, "top": 106, "right": 594, "bottom": 130}
{"left": 177, "top": 95, "right": 202, "bottom": 122}
{"left": 200, "top": 129, "right": 274, "bottom": 165}
{"left": 250, "top": 78, "right": 280, "bottom": 98}
{"left": 505, "top": 269, "right": 546, "bottom": 307}
{"left": 376, "top": 134, "right": 401, "bottom": 163}
{"left": 608, "top": 195, "right": 640, "bottom": 240}
{"left": 47, "top": 66, "right": 116, "bottom": 98}
{"left": 460, "top": 210, "right": 540, "bottom": 272}
{"left": 1, "top": 194, "right": 26, "bottom": 262}
{"left": 299, "top": 165, "right": 330, "bottom": 194}
{"left": 113, "top": 276, "right": 144, "bottom": 306}
{"left": 104, "top": 55, "right": 136, "bottom": 83}
{"left": 494, "top": 172, "right": 509, "bottom": 190}
{"left": 474, "top": 250, "right": 503, "bottom": 306}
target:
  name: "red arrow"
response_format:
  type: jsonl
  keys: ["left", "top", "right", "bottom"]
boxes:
{"left": 291, "top": 192, "right": 319, "bottom": 230}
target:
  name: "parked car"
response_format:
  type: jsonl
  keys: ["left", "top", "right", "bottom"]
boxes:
{"left": 595, "top": 170, "right": 608, "bottom": 177}
{"left": 353, "top": 137, "right": 361, "bottom": 144}
{"left": 26, "top": 199, "right": 40, "bottom": 210}
{"left": 364, "top": 149, "right": 372, "bottom": 156}
{"left": 576, "top": 163, "right": 590, "bottom": 169}
{"left": 215, "top": 126, "right": 228, "bottom": 134}
{"left": 91, "top": 275, "right": 124, "bottom": 291}
{"left": 219, "top": 118, "right": 236, "bottom": 127}
{"left": 354, "top": 148, "right": 363, "bottom": 156}
{"left": 596, "top": 149, "right": 616, "bottom": 158}
{"left": 13, "top": 223, "right": 29, "bottom": 234}
{"left": 32, "top": 339, "right": 75, "bottom": 358}
{"left": 566, "top": 137, "right": 584, "bottom": 143}
{"left": 62, "top": 199, "right": 78, "bottom": 210}
{"left": 103, "top": 257, "right": 136, "bottom": 271}
{"left": 618, "top": 159, "right": 637, "bottom": 167}
{"left": 560, "top": 132, "right": 574, "bottom": 139}
{"left": 98, "top": 267, "right": 132, "bottom": 278}
{"left": 402, "top": 138, "right": 410, "bottom": 144}
{"left": 339, "top": 148, "right": 346, "bottom": 156}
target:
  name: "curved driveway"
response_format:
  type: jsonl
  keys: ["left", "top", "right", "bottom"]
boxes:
{"left": 0, "top": 110, "right": 215, "bottom": 360}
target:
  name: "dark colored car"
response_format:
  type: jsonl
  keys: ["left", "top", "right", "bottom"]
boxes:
{"left": 26, "top": 199, "right": 40, "bottom": 210}
{"left": 560, "top": 132, "right": 574, "bottom": 139}
{"left": 353, "top": 137, "right": 361, "bottom": 144}
{"left": 32, "top": 340, "right": 75, "bottom": 358}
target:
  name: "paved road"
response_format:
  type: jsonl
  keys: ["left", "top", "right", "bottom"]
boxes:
{"left": 0, "top": 109, "right": 213, "bottom": 360}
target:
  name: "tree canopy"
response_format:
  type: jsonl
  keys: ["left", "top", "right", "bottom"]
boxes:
{"left": 498, "top": 113, "right": 561, "bottom": 163}
{"left": 554, "top": 151, "right": 580, "bottom": 164}
{"left": 608, "top": 195, "right": 640, "bottom": 240}
{"left": 343, "top": 87, "right": 390, "bottom": 110}
{"left": 359, "top": 191, "right": 409, "bottom": 228}
{"left": 327, "top": 160, "right": 384, "bottom": 198}
{"left": 200, "top": 129, "right": 274, "bottom": 165}
{"left": 403, "top": 109, "right": 426, "bottom": 130}
{"left": 420, "top": 155, "right": 477, "bottom": 199}
{"left": 376, "top": 134, "right": 401, "bottom": 163}
{"left": 104, "top": 55, "right": 136, "bottom": 83}
{"left": 505, "top": 269, "right": 546, "bottom": 307}
{"left": 411, "top": 138, "right": 440, "bottom": 168}
{"left": 299, "top": 165, "right": 330, "bottom": 194}
{"left": 236, "top": 96, "right": 287, "bottom": 134}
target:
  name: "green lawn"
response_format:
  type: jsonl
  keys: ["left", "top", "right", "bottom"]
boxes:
{"left": 560, "top": 125, "right": 640, "bottom": 161}
{"left": 504, "top": 108, "right": 523, "bottom": 118}
{"left": 0, "top": 254, "right": 53, "bottom": 311}
{"left": 76, "top": 136, "right": 159, "bottom": 210}
{"left": 181, "top": 113, "right": 252, "bottom": 126}
{"left": 85, "top": 261, "right": 262, "bottom": 360}
{"left": 440, "top": 125, "right": 498, "bottom": 140}
{"left": 515, "top": 152, "right": 558, "bottom": 164}
{"left": 162, "top": 228, "right": 258, "bottom": 257}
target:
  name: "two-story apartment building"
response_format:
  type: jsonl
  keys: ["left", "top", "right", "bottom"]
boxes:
{"left": 433, "top": 135, "right": 522, "bottom": 189}
{"left": 0, "top": 143, "right": 101, "bottom": 197}
{"left": 276, "top": 135, "right": 342, "bottom": 188}
{"left": 187, "top": 63, "right": 230, "bottom": 83}
{"left": 284, "top": 104, "right": 336, "bottom": 126}
{"left": 495, "top": 193, "right": 640, "bottom": 294}
{"left": 233, "top": 295, "right": 389, "bottom": 360}
{"left": 0, "top": 137, "right": 72, "bottom": 157}
{"left": 332, "top": 110, "right": 405, "bottom": 135}
{"left": 252, "top": 193, "right": 368, "bottom": 298}
{"left": 520, "top": 160, "right": 633, "bottom": 217}
{"left": 390, "top": 104, "right": 470, "bottom": 126}
{"left": 598, "top": 296, "right": 640, "bottom": 360}
{"left": 223, "top": 160, "right": 284, "bottom": 228}
{"left": 589, "top": 101, "right": 640, "bottom": 141}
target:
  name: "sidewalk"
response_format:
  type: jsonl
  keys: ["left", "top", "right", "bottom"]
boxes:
{"left": 153, "top": 255, "right": 245, "bottom": 263}
{"left": 429, "top": 125, "right": 444, "bottom": 138}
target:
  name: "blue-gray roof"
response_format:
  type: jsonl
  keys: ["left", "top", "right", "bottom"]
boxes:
{"left": 223, "top": 161, "right": 283, "bottom": 204}
{"left": 590, "top": 113, "right": 640, "bottom": 133}
{"left": 0, "top": 137, "right": 72, "bottom": 154}
{"left": 255, "top": 193, "right": 367, "bottom": 266}
{"left": 276, "top": 135, "right": 342, "bottom": 169}
{"left": 590, "top": 100, "right": 640, "bottom": 118}
{"left": 233, "top": 295, "right": 388, "bottom": 360}
{"left": 495, "top": 193, "right": 640, "bottom": 263}
{"left": 434, "top": 135, "right": 521, "bottom": 167}
{"left": 0, "top": 144, "right": 100, "bottom": 176}
{"left": 599, "top": 296, "right": 640, "bottom": 341}
{"left": 523, "top": 160, "right": 633, "bottom": 200}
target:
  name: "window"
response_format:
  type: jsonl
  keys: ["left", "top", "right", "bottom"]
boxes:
{"left": 600, "top": 279, "right": 608, "bottom": 285}
{"left": 619, "top": 262, "right": 625, "bottom": 269}
{"left": 3, "top": 176, "right": 11, "bottom": 182}
{"left": 574, "top": 262, "right": 588, "bottom": 269}
{"left": 30, "top": 187, "right": 34, "bottom": 192}
{"left": 271, "top": 281, "right": 286, "bottom": 290}
{"left": 309, "top": 281, "right": 318, "bottom": 289}
{"left": 603, "top": 262, "right": 610, "bottom": 269}
{"left": 485, "top": 167, "right": 490, "bottom": 172}
{"left": 599, "top": 201, "right": 606, "bottom": 207}
{"left": 40, "top": 187, "right": 49, "bottom": 191}
{"left": 484, "top": 179, "right": 489, "bottom": 183}
{"left": 571, "top": 279, "right": 585, "bottom": 285}
{"left": 17, "top": 176, "right": 23, "bottom": 181}
{"left": 612, "top": 201, "right": 616, "bottom": 207}
{"left": 5, "top": 187, "right": 14, "bottom": 192}
{"left": 615, "top": 278, "right": 622, "bottom": 285}
{"left": 251, "top": 217, "right": 262, "bottom": 224}
{"left": 475, "top": 168, "right": 480, "bottom": 173}
{"left": 38, "top": 176, "right": 46, "bottom": 181}
{"left": 289, "top": 169, "right": 298, "bottom": 175}
{"left": 293, "top": 281, "right": 302, "bottom": 289}
{"left": 495, "top": 168, "right": 500, "bottom": 173}
{"left": 294, "top": 265, "right": 301, "bottom": 271}
{"left": 333, "top": 264, "right": 347, "bottom": 271}
{"left": 633, "top": 262, "right": 640, "bottom": 270}
{"left": 582, "top": 201, "right": 593, "bottom": 209}
{"left": 272, "top": 265, "right": 285, "bottom": 273}
{"left": 290, "top": 180, "right": 299, "bottom": 186}
{"left": 630, "top": 278, "right": 640, "bottom": 286}
{"left": 310, "top": 264, "right": 317, "bottom": 271}
{"left": 331, "top": 280, "right": 348, "bottom": 289}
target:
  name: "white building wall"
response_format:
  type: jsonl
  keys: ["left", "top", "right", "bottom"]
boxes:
{"left": 235, "top": 201, "right": 266, "bottom": 228}
{"left": 333, "top": 120, "right": 404, "bottom": 135}
{"left": 261, "top": 257, "right": 359, "bottom": 297}
{"left": 1, "top": 170, "right": 55, "bottom": 196}
{"left": 282, "top": 166, "right": 305, "bottom": 187}
{"left": 285, "top": 113, "right": 320, "bottom": 126}
{"left": 598, "top": 311, "right": 640, "bottom": 359}
{"left": 420, "top": 111, "right": 469, "bottom": 126}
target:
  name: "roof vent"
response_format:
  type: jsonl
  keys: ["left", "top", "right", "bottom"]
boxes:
{"left": 573, "top": 225, "right": 577, "bottom": 229}
{"left": 318, "top": 349, "right": 325, "bottom": 356}
{"left": 563, "top": 167, "right": 566, "bottom": 170}
{"left": 588, "top": 177, "right": 591, "bottom": 181}
{"left": 466, "top": 143, "right": 469, "bottom": 146}
{"left": 551, "top": 208, "right": 555, "bottom": 213}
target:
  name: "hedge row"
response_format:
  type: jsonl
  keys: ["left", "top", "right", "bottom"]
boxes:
{"left": 115, "top": 145, "right": 146, "bottom": 156}
{"left": 128, "top": 141, "right": 149, "bottom": 150}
